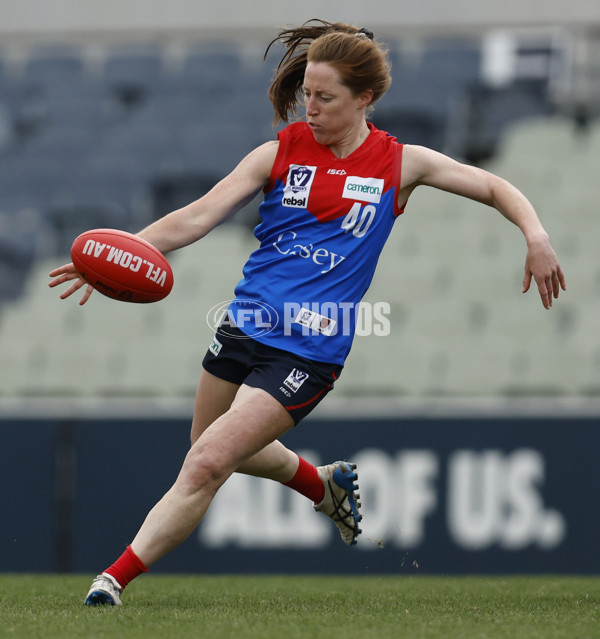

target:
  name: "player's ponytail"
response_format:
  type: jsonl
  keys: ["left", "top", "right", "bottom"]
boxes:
{"left": 265, "top": 19, "right": 391, "bottom": 124}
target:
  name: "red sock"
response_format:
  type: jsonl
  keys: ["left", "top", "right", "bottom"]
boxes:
{"left": 283, "top": 456, "right": 325, "bottom": 504}
{"left": 104, "top": 545, "right": 148, "bottom": 590}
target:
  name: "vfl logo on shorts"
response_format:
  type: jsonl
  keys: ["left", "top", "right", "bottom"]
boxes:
{"left": 282, "top": 164, "right": 317, "bottom": 209}
{"left": 283, "top": 368, "right": 309, "bottom": 393}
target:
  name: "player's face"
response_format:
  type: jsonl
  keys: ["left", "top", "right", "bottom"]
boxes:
{"left": 302, "top": 61, "right": 370, "bottom": 148}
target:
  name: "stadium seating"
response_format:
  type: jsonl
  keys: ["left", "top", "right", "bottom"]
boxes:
{"left": 0, "top": 37, "right": 597, "bottom": 400}
{"left": 459, "top": 84, "right": 553, "bottom": 162}
{"left": 22, "top": 47, "right": 86, "bottom": 86}
{"left": 101, "top": 46, "right": 165, "bottom": 100}
{"left": 374, "top": 39, "right": 482, "bottom": 151}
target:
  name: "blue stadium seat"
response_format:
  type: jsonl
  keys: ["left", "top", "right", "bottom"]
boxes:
{"left": 20, "top": 46, "right": 92, "bottom": 107}
{"left": 0, "top": 154, "right": 78, "bottom": 202}
{"left": 102, "top": 47, "right": 164, "bottom": 85}
{"left": 375, "top": 39, "right": 482, "bottom": 151}
{"left": 460, "top": 83, "right": 553, "bottom": 163}
{"left": 421, "top": 41, "right": 482, "bottom": 90}
{"left": 0, "top": 100, "right": 14, "bottom": 152}
{"left": 74, "top": 154, "right": 154, "bottom": 229}
{"left": 0, "top": 197, "right": 52, "bottom": 257}
{"left": 174, "top": 121, "right": 262, "bottom": 177}
{"left": 0, "top": 205, "right": 41, "bottom": 303}
{"left": 0, "top": 74, "right": 47, "bottom": 140}
{"left": 22, "top": 47, "right": 86, "bottom": 88}
{"left": 100, "top": 121, "right": 173, "bottom": 158}
{"left": 17, "top": 124, "right": 97, "bottom": 164}
{"left": 175, "top": 49, "right": 244, "bottom": 98}
{"left": 101, "top": 46, "right": 165, "bottom": 106}
{"left": 37, "top": 92, "right": 116, "bottom": 129}
{"left": 371, "top": 108, "right": 443, "bottom": 149}
{"left": 51, "top": 176, "right": 144, "bottom": 227}
{"left": 129, "top": 94, "right": 203, "bottom": 131}
{"left": 47, "top": 195, "right": 131, "bottom": 255}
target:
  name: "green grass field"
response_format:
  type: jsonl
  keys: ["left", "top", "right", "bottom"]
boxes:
{"left": 1, "top": 574, "right": 598, "bottom": 639}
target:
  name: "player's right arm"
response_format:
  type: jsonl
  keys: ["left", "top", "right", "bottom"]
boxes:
{"left": 49, "top": 140, "right": 279, "bottom": 303}
{"left": 138, "top": 140, "right": 278, "bottom": 253}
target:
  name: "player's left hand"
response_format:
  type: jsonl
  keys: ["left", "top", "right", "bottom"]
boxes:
{"left": 522, "top": 237, "right": 566, "bottom": 309}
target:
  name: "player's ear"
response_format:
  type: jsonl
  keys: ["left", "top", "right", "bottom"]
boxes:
{"left": 357, "top": 89, "right": 374, "bottom": 110}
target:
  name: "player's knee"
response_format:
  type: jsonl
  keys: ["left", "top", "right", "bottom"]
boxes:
{"left": 179, "top": 448, "right": 231, "bottom": 495}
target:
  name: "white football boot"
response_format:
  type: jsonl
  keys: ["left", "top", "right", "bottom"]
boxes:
{"left": 84, "top": 573, "right": 123, "bottom": 606}
{"left": 315, "top": 461, "right": 362, "bottom": 545}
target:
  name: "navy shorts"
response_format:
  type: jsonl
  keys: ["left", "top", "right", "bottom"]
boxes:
{"left": 202, "top": 325, "right": 343, "bottom": 424}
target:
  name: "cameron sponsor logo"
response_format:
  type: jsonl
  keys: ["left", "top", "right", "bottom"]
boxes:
{"left": 206, "top": 299, "right": 279, "bottom": 339}
{"left": 282, "top": 164, "right": 317, "bottom": 208}
{"left": 272, "top": 230, "right": 346, "bottom": 274}
{"left": 342, "top": 176, "right": 384, "bottom": 204}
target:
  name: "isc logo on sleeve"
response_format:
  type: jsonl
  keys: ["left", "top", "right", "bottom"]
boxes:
{"left": 282, "top": 165, "right": 317, "bottom": 208}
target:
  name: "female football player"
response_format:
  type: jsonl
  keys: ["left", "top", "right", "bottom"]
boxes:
{"left": 49, "top": 20, "right": 565, "bottom": 605}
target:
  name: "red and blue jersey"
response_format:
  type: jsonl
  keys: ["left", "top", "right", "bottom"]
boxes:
{"left": 228, "top": 121, "right": 404, "bottom": 365}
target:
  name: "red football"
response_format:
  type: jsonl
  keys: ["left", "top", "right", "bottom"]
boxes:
{"left": 71, "top": 228, "right": 174, "bottom": 303}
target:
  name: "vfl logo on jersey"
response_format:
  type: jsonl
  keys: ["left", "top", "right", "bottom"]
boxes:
{"left": 282, "top": 164, "right": 317, "bottom": 208}
{"left": 342, "top": 176, "right": 384, "bottom": 204}
{"left": 283, "top": 368, "right": 310, "bottom": 393}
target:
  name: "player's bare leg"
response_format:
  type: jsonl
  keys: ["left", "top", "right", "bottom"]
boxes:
{"left": 191, "top": 369, "right": 300, "bottom": 482}
{"left": 190, "top": 369, "right": 361, "bottom": 544}
{"left": 85, "top": 374, "right": 360, "bottom": 604}
{"left": 130, "top": 384, "right": 295, "bottom": 567}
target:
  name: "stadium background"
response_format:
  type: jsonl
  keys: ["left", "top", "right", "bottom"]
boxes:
{"left": 0, "top": 0, "right": 599, "bottom": 574}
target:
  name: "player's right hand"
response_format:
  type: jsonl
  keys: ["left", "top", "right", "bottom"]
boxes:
{"left": 49, "top": 263, "right": 95, "bottom": 305}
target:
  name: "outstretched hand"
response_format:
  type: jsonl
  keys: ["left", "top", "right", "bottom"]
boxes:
{"left": 48, "top": 263, "right": 95, "bottom": 305}
{"left": 522, "top": 237, "right": 566, "bottom": 309}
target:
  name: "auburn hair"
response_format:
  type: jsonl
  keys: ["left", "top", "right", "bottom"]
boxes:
{"left": 265, "top": 19, "right": 392, "bottom": 124}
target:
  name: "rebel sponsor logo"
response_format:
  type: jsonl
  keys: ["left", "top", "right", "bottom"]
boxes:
{"left": 282, "top": 164, "right": 317, "bottom": 208}
{"left": 283, "top": 368, "right": 310, "bottom": 393}
{"left": 342, "top": 176, "right": 384, "bottom": 204}
{"left": 282, "top": 195, "right": 307, "bottom": 207}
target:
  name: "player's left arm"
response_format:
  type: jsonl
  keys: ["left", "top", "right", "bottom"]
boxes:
{"left": 398, "top": 144, "right": 566, "bottom": 309}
